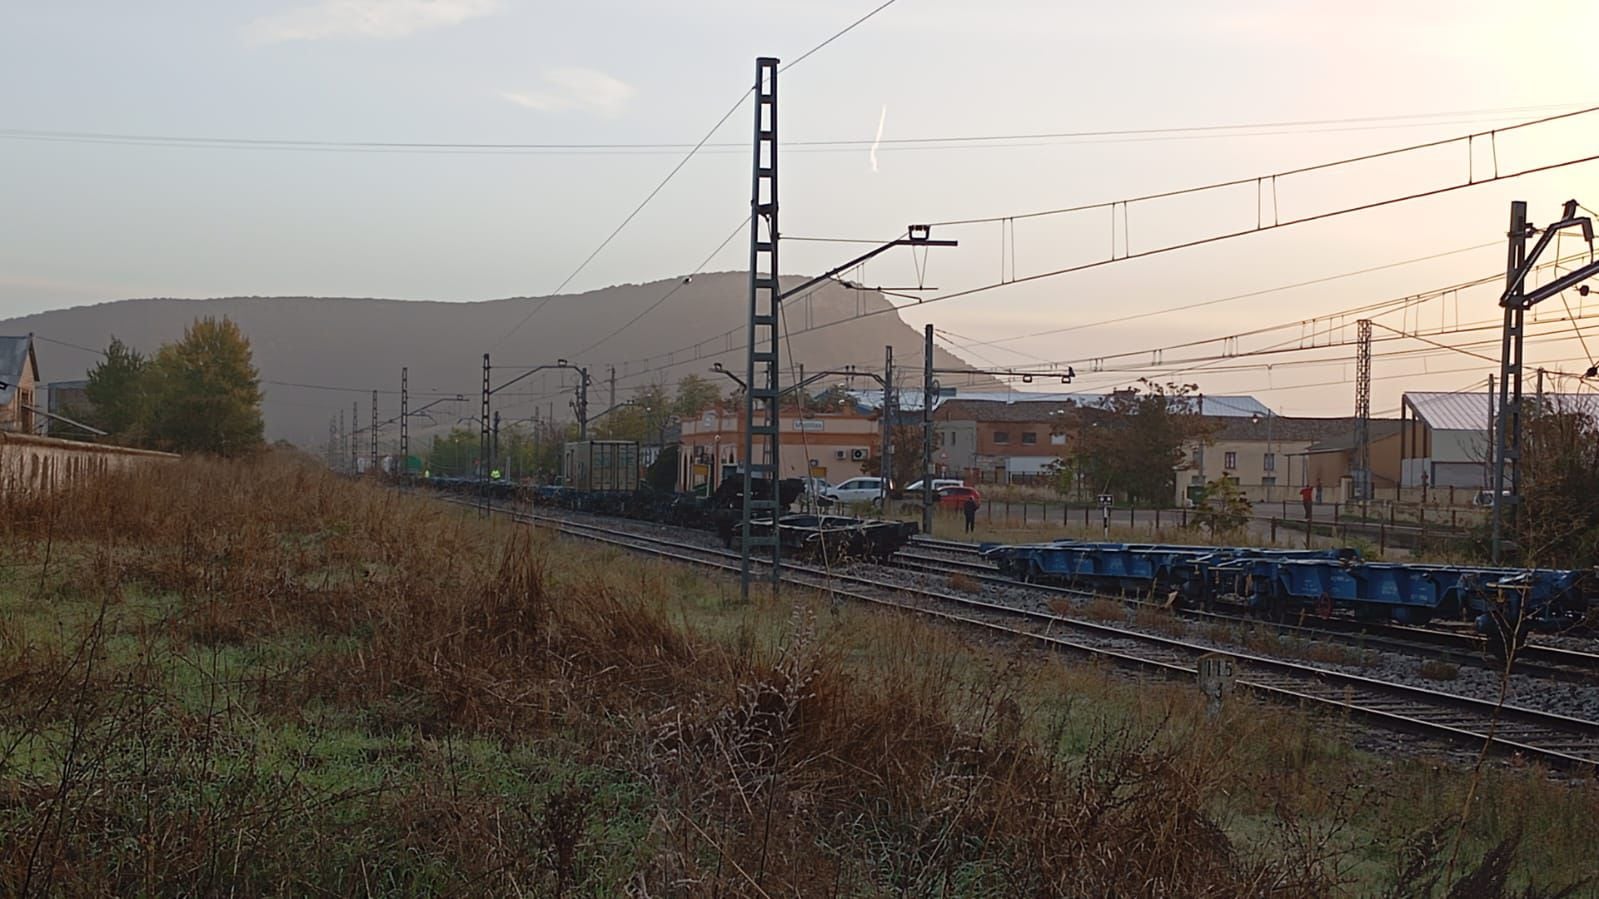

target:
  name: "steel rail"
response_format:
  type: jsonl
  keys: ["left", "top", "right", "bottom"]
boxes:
{"left": 459, "top": 499, "right": 1599, "bottom": 769}
{"left": 895, "top": 543, "right": 1599, "bottom": 681}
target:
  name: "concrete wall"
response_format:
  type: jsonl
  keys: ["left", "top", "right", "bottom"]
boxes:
{"left": 0, "top": 433, "right": 177, "bottom": 494}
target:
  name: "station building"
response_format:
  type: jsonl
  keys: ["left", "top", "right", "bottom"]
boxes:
{"left": 675, "top": 399, "right": 883, "bottom": 494}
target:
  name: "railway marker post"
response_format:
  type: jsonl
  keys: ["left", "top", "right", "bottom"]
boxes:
{"left": 1197, "top": 653, "right": 1237, "bottom": 716}
{"left": 1098, "top": 493, "right": 1113, "bottom": 540}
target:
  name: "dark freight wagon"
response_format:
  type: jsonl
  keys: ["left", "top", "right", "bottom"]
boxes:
{"left": 562, "top": 440, "right": 641, "bottom": 493}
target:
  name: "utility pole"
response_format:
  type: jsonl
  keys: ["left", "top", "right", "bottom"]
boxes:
{"left": 1491, "top": 199, "right": 1599, "bottom": 562}
{"left": 732, "top": 58, "right": 959, "bottom": 599}
{"left": 741, "top": 55, "right": 782, "bottom": 600}
{"left": 400, "top": 367, "right": 409, "bottom": 477}
{"left": 328, "top": 415, "right": 337, "bottom": 469}
{"left": 608, "top": 366, "right": 616, "bottom": 411}
{"left": 1492, "top": 202, "right": 1529, "bottom": 564}
{"left": 1486, "top": 374, "right": 1495, "bottom": 493}
{"left": 350, "top": 401, "right": 358, "bottom": 473}
{"left": 1355, "top": 318, "right": 1372, "bottom": 507}
{"left": 880, "top": 345, "right": 894, "bottom": 508}
{"left": 481, "top": 352, "right": 491, "bottom": 478}
{"left": 575, "top": 369, "right": 590, "bottom": 439}
{"left": 370, "top": 389, "right": 379, "bottom": 473}
{"left": 922, "top": 324, "right": 936, "bottom": 534}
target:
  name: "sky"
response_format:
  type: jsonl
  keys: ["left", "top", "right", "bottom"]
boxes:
{"left": 3, "top": 0, "right": 1599, "bottom": 420}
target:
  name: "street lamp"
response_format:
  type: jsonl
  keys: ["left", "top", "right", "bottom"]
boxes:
{"left": 710, "top": 361, "right": 747, "bottom": 391}
{"left": 1251, "top": 409, "right": 1275, "bottom": 500}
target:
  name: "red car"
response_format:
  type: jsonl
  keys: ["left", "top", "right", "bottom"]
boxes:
{"left": 936, "top": 486, "right": 982, "bottom": 509}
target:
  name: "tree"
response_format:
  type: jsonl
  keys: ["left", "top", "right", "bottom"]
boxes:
{"left": 1500, "top": 400, "right": 1599, "bottom": 566}
{"left": 423, "top": 427, "right": 481, "bottom": 476}
{"left": 84, "top": 337, "right": 150, "bottom": 440}
{"left": 672, "top": 375, "right": 721, "bottom": 418}
{"left": 1192, "top": 476, "right": 1252, "bottom": 540}
{"left": 594, "top": 384, "right": 673, "bottom": 443}
{"left": 859, "top": 421, "right": 925, "bottom": 490}
{"left": 146, "top": 317, "right": 265, "bottom": 456}
{"left": 1066, "top": 381, "right": 1211, "bottom": 505}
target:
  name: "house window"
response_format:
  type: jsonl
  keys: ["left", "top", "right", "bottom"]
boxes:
{"left": 1223, "top": 451, "right": 1237, "bottom": 469}
{"left": 1263, "top": 476, "right": 1277, "bottom": 487}
{"left": 1021, "top": 432, "right": 1038, "bottom": 445}
{"left": 1263, "top": 452, "right": 1276, "bottom": 472}
{"left": 993, "top": 431, "right": 1010, "bottom": 444}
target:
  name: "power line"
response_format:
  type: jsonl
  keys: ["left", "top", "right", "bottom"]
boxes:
{"left": 777, "top": 0, "right": 900, "bottom": 72}
{"left": 929, "top": 105, "right": 1599, "bottom": 227}
{"left": 0, "top": 104, "right": 1576, "bottom": 155}
{"left": 572, "top": 215, "right": 751, "bottom": 358}
{"left": 491, "top": 0, "right": 905, "bottom": 350}
{"left": 935, "top": 241, "right": 1501, "bottom": 355}
{"left": 585, "top": 116, "right": 1599, "bottom": 385}
{"left": 491, "top": 91, "right": 753, "bottom": 348}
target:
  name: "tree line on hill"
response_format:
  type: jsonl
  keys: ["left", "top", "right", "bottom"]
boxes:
{"left": 75, "top": 317, "right": 265, "bottom": 457}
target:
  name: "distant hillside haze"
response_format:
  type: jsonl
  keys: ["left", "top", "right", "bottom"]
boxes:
{"left": 0, "top": 273, "right": 993, "bottom": 445}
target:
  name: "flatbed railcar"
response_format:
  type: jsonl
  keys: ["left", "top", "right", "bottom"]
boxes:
{"left": 513, "top": 472, "right": 921, "bottom": 561}
{"left": 737, "top": 513, "right": 920, "bottom": 563}
{"left": 980, "top": 539, "right": 1597, "bottom": 647}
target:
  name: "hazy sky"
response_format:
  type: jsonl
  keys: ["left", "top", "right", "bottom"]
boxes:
{"left": 3, "top": 0, "right": 1598, "bottom": 418}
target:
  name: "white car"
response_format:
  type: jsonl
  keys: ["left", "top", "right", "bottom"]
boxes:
{"left": 820, "top": 476, "right": 886, "bottom": 507}
{"left": 904, "top": 478, "right": 965, "bottom": 493}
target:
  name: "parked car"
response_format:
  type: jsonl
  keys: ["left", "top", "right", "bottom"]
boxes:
{"left": 799, "top": 476, "right": 832, "bottom": 497}
{"left": 904, "top": 478, "right": 966, "bottom": 493}
{"left": 1472, "top": 489, "right": 1512, "bottom": 508}
{"left": 936, "top": 485, "right": 983, "bottom": 509}
{"left": 820, "top": 476, "right": 886, "bottom": 507}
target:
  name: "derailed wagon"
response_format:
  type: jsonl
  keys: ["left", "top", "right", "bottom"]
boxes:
{"left": 738, "top": 513, "right": 919, "bottom": 563}
{"left": 980, "top": 539, "right": 1597, "bottom": 650}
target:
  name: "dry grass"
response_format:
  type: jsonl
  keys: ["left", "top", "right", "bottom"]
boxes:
{"left": 0, "top": 452, "right": 1591, "bottom": 896}
{"left": 1419, "top": 658, "right": 1463, "bottom": 681}
{"left": 947, "top": 572, "right": 980, "bottom": 594}
{"left": 1079, "top": 596, "right": 1128, "bottom": 623}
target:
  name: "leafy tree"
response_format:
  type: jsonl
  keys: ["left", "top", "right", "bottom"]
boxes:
{"left": 1065, "top": 380, "right": 1211, "bottom": 505}
{"left": 497, "top": 421, "right": 569, "bottom": 481}
{"left": 1192, "top": 476, "right": 1252, "bottom": 540}
{"left": 858, "top": 421, "right": 925, "bottom": 490}
{"left": 424, "top": 427, "right": 482, "bottom": 477}
{"left": 84, "top": 337, "right": 150, "bottom": 440}
{"left": 672, "top": 374, "right": 721, "bottom": 418}
{"left": 1500, "top": 400, "right": 1599, "bottom": 566}
{"left": 145, "top": 318, "right": 265, "bottom": 456}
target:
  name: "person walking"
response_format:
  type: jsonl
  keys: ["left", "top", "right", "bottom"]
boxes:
{"left": 963, "top": 496, "right": 979, "bottom": 534}
{"left": 1299, "top": 484, "right": 1314, "bottom": 521}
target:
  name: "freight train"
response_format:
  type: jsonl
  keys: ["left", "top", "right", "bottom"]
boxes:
{"left": 422, "top": 441, "right": 919, "bottom": 563}
{"left": 979, "top": 539, "right": 1597, "bottom": 651}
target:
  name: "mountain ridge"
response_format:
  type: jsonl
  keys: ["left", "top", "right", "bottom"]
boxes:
{"left": 0, "top": 272, "right": 993, "bottom": 445}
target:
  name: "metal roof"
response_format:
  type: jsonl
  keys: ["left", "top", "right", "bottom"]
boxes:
{"left": 0, "top": 335, "right": 37, "bottom": 405}
{"left": 1405, "top": 390, "right": 1599, "bottom": 431}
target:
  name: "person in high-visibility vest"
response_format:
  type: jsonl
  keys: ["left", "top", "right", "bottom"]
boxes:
{"left": 490, "top": 469, "right": 502, "bottom": 480}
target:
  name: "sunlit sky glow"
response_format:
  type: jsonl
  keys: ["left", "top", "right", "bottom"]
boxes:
{"left": 3, "top": 0, "right": 1598, "bottom": 418}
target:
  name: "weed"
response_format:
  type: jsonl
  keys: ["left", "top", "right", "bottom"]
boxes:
{"left": 1420, "top": 658, "right": 1462, "bottom": 681}
{"left": 947, "top": 572, "right": 979, "bottom": 593}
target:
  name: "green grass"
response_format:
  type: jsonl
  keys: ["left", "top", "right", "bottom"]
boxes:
{"left": 0, "top": 456, "right": 1594, "bottom": 896}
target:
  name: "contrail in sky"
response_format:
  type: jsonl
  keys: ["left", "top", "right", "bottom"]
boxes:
{"left": 870, "top": 105, "right": 886, "bottom": 172}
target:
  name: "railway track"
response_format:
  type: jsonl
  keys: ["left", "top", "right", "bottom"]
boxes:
{"left": 896, "top": 539, "right": 1599, "bottom": 683}
{"left": 463, "top": 500, "right": 1599, "bottom": 770}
